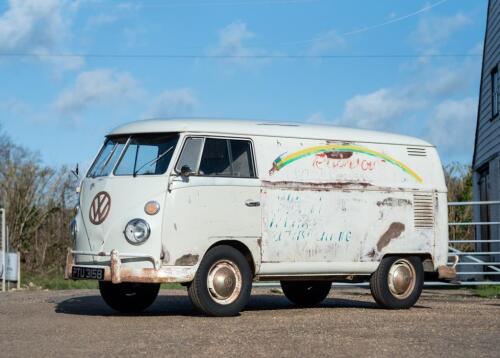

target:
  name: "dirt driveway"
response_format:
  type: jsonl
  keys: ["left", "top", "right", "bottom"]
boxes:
{"left": 0, "top": 287, "right": 499, "bottom": 357}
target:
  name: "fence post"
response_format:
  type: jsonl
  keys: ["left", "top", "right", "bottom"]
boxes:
{"left": 17, "top": 252, "right": 20, "bottom": 290}
{"left": 1, "top": 208, "right": 5, "bottom": 292}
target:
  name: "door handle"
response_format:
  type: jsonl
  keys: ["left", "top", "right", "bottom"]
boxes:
{"left": 245, "top": 200, "right": 260, "bottom": 207}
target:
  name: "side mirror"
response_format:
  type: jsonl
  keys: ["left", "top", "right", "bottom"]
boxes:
{"left": 180, "top": 165, "right": 193, "bottom": 177}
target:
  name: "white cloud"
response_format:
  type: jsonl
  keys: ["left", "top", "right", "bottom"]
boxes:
{"left": 412, "top": 13, "right": 472, "bottom": 49}
{"left": 210, "top": 21, "right": 255, "bottom": 57}
{"left": 53, "top": 69, "right": 141, "bottom": 116}
{"left": 306, "top": 111, "right": 328, "bottom": 124}
{"left": 307, "top": 30, "right": 344, "bottom": 56}
{"left": 433, "top": 68, "right": 476, "bottom": 97}
{"left": 144, "top": 89, "right": 199, "bottom": 118}
{"left": 338, "top": 88, "right": 424, "bottom": 130}
{"left": 0, "top": 0, "right": 83, "bottom": 70}
{"left": 425, "top": 97, "right": 477, "bottom": 157}
{"left": 84, "top": 2, "right": 141, "bottom": 30}
{"left": 208, "top": 21, "right": 274, "bottom": 69}
{"left": 0, "top": 98, "right": 30, "bottom": 116}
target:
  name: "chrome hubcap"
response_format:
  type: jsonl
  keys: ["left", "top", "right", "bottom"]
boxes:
{"left": 207, "top": 260, "right": 242, "bottom": 305}
{"left": 388, "top": 259, "right": 416, "bottom": 299}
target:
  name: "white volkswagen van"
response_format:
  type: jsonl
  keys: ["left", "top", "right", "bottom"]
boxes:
{"left": 65, "top": 119, "right": 457, "bottom": 316}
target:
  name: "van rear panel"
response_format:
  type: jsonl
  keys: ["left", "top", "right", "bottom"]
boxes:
{"left": 254, "top": 136, "right": 447, "bottom": 271}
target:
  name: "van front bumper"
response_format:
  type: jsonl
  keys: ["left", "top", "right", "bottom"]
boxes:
{"left": 64, "top": 248, "right": 195, "bottom": 284}
{"left": 437, "top": 255, "right": 459, "bottom": 280}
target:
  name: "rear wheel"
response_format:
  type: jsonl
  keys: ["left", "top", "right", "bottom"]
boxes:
{"left": 280, "top": 280, "right": 331, "bottom": 307}
{"left": 99, "top": 281, "right": 160, "bottom": 313}
{"left": 188, "top": 245, "right": 252, "bottom": 317}
{"left": 370, "top": 256, "right": 423, "bottom": 309}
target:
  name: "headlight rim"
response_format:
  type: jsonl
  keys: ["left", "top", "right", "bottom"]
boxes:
{"left": 123, "top": 218, "right": 151, "bottom": 246}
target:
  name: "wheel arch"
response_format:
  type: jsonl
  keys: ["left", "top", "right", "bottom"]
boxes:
{"left": 206, "top": 240, "right": 258, "bottom": 276}
{"left": 379, "top": 252, "right": 434, "bottom": 272}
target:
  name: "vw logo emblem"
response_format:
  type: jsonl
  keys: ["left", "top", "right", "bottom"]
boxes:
{"left": 89, "top": 191, "right": 111, "bottom": 225}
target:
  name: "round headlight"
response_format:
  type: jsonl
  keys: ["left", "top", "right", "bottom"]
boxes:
{"left": 124, "top": 219, "right": 150, "bottom": 245}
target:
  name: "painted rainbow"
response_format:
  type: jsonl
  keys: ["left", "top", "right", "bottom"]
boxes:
{"left": 271, "top": 144, "right": 423, "bottom": 183}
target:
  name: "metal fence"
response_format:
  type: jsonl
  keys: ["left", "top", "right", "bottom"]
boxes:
{"left": 448, "top": 200, "right": 500, "bottom": 286}
{"left": 1, "top": 208, "right": 5, "bottom": 291}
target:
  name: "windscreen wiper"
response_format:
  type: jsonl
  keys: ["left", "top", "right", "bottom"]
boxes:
{"left": 133, "top": 145, "right": 175, "bottom": 177}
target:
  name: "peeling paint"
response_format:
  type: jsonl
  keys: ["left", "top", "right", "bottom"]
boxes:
{"left": 161, "top": 245, "right": 170, "bottom": 263}
{"left": 376, "top": 222, "right": 405, "bottom": 251}
{"left": 376, "top": 198, "right": 412, "bottom": 207}
{"left": 324, "top": 151, "right": 353, "bottom": 159}
{"left": 175, "top": 254, "right": 199, "bottom": 266}
{"left": 262, "top": 180, "right": 373, "bottom": 191}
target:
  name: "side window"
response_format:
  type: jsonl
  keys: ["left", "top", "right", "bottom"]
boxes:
{"left": 229, "top": 139, "right": 255, "bottom": 178}
{"left": 176, "top": 137, "right": 204, "bottom": 172}
{"left": 198, "top": 138, "right": 256, "bottom": 178}
{"left": 199, "top": 138, "right": 231, "bottom": 176}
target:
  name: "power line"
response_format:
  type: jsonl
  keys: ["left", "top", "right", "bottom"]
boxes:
{"left": 0, "top": 52, "right": 481, "bottom": 59}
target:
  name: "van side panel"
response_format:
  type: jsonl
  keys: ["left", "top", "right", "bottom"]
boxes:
{"left": 254, "top": 136, "right": 447, "bottom": 274}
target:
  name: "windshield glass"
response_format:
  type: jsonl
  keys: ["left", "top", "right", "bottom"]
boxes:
{"left": 115, "top": 133, "right": 179, "bottom": 176}
{"left": 87, "top": 133, "right": 179, "bottom": 177}
{"left": 87, "top": 136, "right": 128, "bottom": 178}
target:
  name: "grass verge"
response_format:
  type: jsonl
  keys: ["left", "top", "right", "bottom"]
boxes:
{"left": 471, "top": 285, "right": 500, "bottom": 299}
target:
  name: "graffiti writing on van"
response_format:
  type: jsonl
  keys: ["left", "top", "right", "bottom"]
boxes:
{"left": 269, "top": 143, "right": 423, "bottom": 183}
{"left": 312, "top": 153, "right": 380, "bottom": 172}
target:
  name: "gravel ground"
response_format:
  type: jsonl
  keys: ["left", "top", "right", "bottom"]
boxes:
{"left": 0, "top": 287, "right": 499, "bottom": 357}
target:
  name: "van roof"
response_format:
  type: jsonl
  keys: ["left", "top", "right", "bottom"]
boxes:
{"left": 109, "top": 118, "right": 433, "bottom": 147}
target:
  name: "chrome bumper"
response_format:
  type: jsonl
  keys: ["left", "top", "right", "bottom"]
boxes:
{"left": 64, "top": 248, "right": 195, "bottom": 284}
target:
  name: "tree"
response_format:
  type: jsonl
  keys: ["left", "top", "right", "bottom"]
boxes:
{"left": 444, "top": 162, "right": 473, "bottom": 250}
{"left": 0, "top": 127, "right": 77, "bottom": 273}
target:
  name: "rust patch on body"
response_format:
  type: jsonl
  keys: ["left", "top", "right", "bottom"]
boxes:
{"left": 175, "top": 254, "right": 199, "bottom": 266}
{"left": 376, "top": 198, "right": 412, "bottom": 207}
{"left": 438, "top": 265, "right": 457, "bottom": 280}
{"left": 376, "top": 222, "right": 405, "bottom": 251}
{"left": 262, "top": 180, "right": 373, "bottom": 192}
{"left": 257, "top": 238, "right": 262, "bottom": 248}
{"left": 324, "top": 151, "right": 353, "bottom": 159}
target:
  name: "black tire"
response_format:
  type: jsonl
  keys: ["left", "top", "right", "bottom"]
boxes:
{"left": 188, "top": 245, "right": 252, "bottom": 317}
{"left": 370, "top": 256, "right": 423, "bottom": 309}
{"left": 99, "top": 281, "right": 160, "bottom": 313}
{"left": 280, "top": 280, "right": 331, "bottom": 307}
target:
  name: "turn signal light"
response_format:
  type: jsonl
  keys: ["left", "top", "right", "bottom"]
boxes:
{"left": 144, "top": 201, "right": 160, "bottom": 215}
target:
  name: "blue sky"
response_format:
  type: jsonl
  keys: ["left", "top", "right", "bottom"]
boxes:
{"left": 0, "top": 0, "right": 487, "bottom": 169}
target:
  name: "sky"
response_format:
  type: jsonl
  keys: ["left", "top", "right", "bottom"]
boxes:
{"left": 0, "top": 0, "right": 488, "bottom": 170}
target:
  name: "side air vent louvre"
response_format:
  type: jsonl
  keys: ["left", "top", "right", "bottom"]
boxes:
{"left": 407, "top": 147, "right": 427, "bottom": 157}
{"left": 413, "top": 193, "right": 434, "bottom": 229}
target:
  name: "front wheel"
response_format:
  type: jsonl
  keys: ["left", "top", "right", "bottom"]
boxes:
{"left": 188, "top": 245, "right": 252, "bottom": 317}
{"left": 280, "top": 281, "right": 331, "bottom": 307}
{"left": 370, "top": 256, "right": 423, "bottom": 309}
{"left": 99, "top": 281, "right": 160, "bottom": 313}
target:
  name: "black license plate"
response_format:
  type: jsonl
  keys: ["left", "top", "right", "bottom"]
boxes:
{"left": 71, "top": 266, "right": 105, "bottom": 280}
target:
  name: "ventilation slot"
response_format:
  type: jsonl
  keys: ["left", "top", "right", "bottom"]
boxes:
{"left": 407, "top": 147, "right": 427, "bottom": 157}
{"left": 413, "top": 193, "right": 434, "bottom": 229}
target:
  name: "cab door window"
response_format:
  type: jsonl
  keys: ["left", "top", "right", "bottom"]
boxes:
{"left": 198, "top": 138, "right": 256, "bottom": 178}
{"left": 229, "top": 139, "right": 255, "bottom": 178}
{"left": 175, "top": 137, "right": 204, "bottom": 173}
{"left": 199, "top": 138, "right": 232, "bottom": 176}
